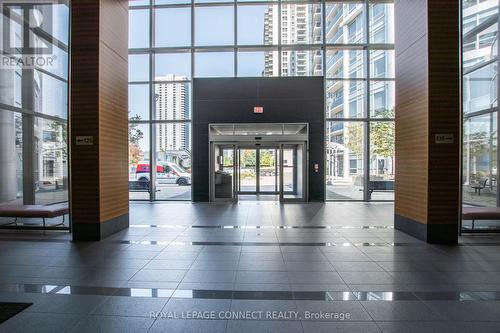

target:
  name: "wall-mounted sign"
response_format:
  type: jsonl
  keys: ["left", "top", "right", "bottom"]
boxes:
{"left": 253, "top": 106, "right": 263, "bottom": 114}
{"left": 434, "top": 133, "right": 454, "bottom": 144}
{"left": 75, "top": 136, "right": 94, "bottom": 146}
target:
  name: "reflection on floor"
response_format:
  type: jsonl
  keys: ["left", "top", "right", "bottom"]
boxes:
{"left": 1, "top": 202, "right": 500, "bottom": 332}
{"left": 238, "top": 195, "right": 279, "bottom": 201}
{"left": 129, "top": 185, "right": 192, "bottom": 201}
{"left": 326, "top": 185, "right": 394, "bottom": 201}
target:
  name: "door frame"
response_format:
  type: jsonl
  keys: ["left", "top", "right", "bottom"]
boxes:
{"left": 279, "top": 142, "right": 308, "bottom": 203}
{"left": 210, "top": 143, "right": 238, "bottom": 202}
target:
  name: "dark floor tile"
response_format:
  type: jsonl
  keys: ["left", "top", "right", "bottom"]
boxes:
{"left": 226, "top": 320, "right": 302, "bottom": 333}
{"left": 69, "top": 315, "right": 154, "bottom": 333}
{"left": 360, "top": 300, "right": 444, "bottom": 321}
{"left": 149, "top": 319, "right": 227, "bottom": 333}
{"left": 303, "top": 321, "right": 381, "bottom": 333}
{"left": 423, "top": 300, "right": 500, "bottom": 321}
{"left": 0, "top": 312, "right": 83, "bottom": 333}
{"left": 91, "top": 296, "right": 168, "bottom": 317}
{"left": 28, "top": 294, "right": 109, "bottom": 314}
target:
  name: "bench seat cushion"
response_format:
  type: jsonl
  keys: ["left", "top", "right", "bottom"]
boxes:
{"left": 462, "top": 207, "right": 500, "bottom": 220}
{"left": 0, "top": 203, "right": 69, "bottom": 218}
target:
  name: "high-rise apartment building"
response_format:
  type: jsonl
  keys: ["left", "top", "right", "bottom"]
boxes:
{"left": 263, "top": 4, "right": 322, "bottom": 77}
{"left": 155, "top": 75, "right": 190, "bottom": 152}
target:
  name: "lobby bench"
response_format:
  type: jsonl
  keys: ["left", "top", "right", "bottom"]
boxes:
{"left": 0, "top": 203, "right": 69, "bottom": 230}
{"left": 460, "top": 207, "right": 500, "bottom": 234}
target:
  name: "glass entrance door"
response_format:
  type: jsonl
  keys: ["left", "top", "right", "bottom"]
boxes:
{"left": 238, "top": 147, "right": 279, "bottom": 194}
{"left": 259, "top": 149, "right": 278, "bottom": 193}
{"left": 239, "top": 149, "right": 257, "bottom": 193}
{"left": 212, "top": 144, "right": 237, "bottom": 201}
{"left": 280, "top": 143, "right": 307, "bottom": 202}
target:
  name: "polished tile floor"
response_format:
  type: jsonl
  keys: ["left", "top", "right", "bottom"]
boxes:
{"left": 0, "top": 202, "right": 500, "bottom": 332}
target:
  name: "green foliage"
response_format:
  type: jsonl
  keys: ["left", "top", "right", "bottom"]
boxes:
{"left": 371, "top": 122, "right": 394, "bottom": 158}
{"left": 129, "top": 114, "right": 143, "bottom": 145}
{"left": 240, "top": 150, "right": 256, "bottom": 167}
{"left": 260, "top": 150, "right": 275, "bottom": 167}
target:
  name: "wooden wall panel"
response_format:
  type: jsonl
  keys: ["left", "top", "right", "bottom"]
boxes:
{"left": 395, "top": 0, "right": 460, "bottom": 243}
{"left": 71, "top": 0, "right": 129, "bottom": 239}
{"left": 394, "top": 0, "right": 429, "bottom": 224}
{"left": 99, "top": 0, "right": 129, "bottom": 223}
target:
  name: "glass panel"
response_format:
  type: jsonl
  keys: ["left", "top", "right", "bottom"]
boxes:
{"left": 129, "top": 84, "right": 150, "bottom": 120}
{"left": 195, "top": 6, "right": 234, "bottom": 46}
{"left": 463, "top": 62, "right": 498, "bottom": 114}
{"left": 462, "top": 0, "right": 498, "bottom": 70}
{"left": 130, "top": 0, "right": 150, "bottom": 6}
{"left": 129, "top": 9, "right": 150, "bottom": 48}
{"left": 154, "top": 82, "right": 191, "bottom": 120}
{"left": 463, "top": 113, "right": 497, "bottom": 207}
{"left": 238, "top": 0, "right": 277, "bottom": 2}
{"left": 326, "top": 49, "right": 365, "bottom": 79}
{"left": 196, "top": 0, "right": 233, "bottom": 3}
{"left": 129, "top": 54, "right": 150, "bottom": 82}
{"left": 129, "top": 123, "right": 150, "bottom": 200}
{"left": 370, "top": 80, "right": 395, "bottom": 118}
{"left": 281, "top": 4, "right": 323, "bottom": 45}
{"left": 369, "top": 121, "right": 395, "bottom": 200}
{"left": 34, "top": 118, "right": 68, "bottom": 204}
{"left": 33, "top": 3, "right": 70, "bottom": 45}
{"left": 282, "top": 147, "right": 294, "bottom": 194}
{"left": 369, "top": 2, "right": 394, "bottom": 44}
{"left": 239, "top": 149, "right": 257, "bottom": 192}
{"left": 155, "top": 53, "right": 191, "bottom": 80}
{"left": 238, "top": 5, "right": 278, "bottom": 45}
{"left": 155, "top": 123, "right": 192, "bottom": 200}
{"left": 155, "top": 0, "right": 190, "bottom": 4}
{"left": 284, "top": 123, "right": 307, "bottom": 135}
{"left": 370, "top": 50, "right": 395, "bottom": 79}
{"left": 214, "top": 145, "right": 235, "bottom": 199}
{"left": 35, "top": 71, "right": 68, "bottom": 119}
{"left": 155, "top": 8, "right": 191, "bottom": 47}
{"left": 195, "top": 52, "right": 234, "bottom": 77}
{"left": 280, "top": 49, "right": 323, "bottom": 76}
{"left": 38, "top": 45, "right": 68, "bottom": 80}
{"left": 260, "top": 149, "right": 278, "bottom": 192}
{"left": 282, "top": 144, "right": 304, "bottom": 199}
{"left": 211, "top": 124, "right": 234, "bottom": 135}
{"left": 234, "top": 123, "right": 282, "bottom": 135}
{"left": 237, "top": 51, "right": 279, "bottom": 77}
{"left": 0, "top": 110, "right": 23, "bottom": 205}
{"left": 325, "top": 2, "right": 365, "bottom": 44}
{"left": 0, "top": 67, "right": 23, "bottom": 108}
{"left": 326, "top": 121, "right": 365, "bottom": 200}
{"left": 326, "top": 80, "right": 366, "bottom": 118}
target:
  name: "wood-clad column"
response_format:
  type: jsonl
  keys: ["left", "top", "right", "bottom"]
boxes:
{"left": 70, "top": 0, "right": 129, "bottom": 241}
{"left": 394, "top": 0, "right": 460, "bottom": 244}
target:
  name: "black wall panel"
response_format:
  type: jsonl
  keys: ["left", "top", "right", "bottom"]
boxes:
{"left": 192, "top": 77, "right": 325, "bottom": 202}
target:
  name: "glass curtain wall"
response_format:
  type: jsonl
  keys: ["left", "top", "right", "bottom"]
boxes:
{"left": 462, "top": 0, "right": 499, "bottom": 207}
{"left": 0, "top": 1, "right": 70, "bottom": 206}
{"left": 128, "top": 0, "right": 395, "bottom": 201}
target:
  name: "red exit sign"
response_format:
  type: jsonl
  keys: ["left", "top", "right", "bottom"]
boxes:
{"left": 253, "top": 106, "right": 264, "bottom": 114}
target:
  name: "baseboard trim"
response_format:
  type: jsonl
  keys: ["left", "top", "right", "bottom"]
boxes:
{"left": 72, "top": 213, "right": 129, "bottom": 241}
